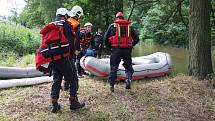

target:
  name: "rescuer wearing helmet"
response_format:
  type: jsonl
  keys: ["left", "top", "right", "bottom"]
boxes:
{"left": 62, "top": 6, "right": 84, "bottom": 91}
{"left": 48, "top": 7, "right": 85, "bottom": 113}
{"left": 104, "top": 12, "right": 139, "bottom": 92}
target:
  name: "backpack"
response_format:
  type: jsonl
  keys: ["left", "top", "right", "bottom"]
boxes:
{"left": 39, "top": 20, "right": 67, "bottom": 44}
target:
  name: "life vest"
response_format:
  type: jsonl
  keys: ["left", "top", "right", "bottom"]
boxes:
{"left": 35, "top": 20, "right": 71, "bottom": 73}
{"left": 80, "top": 32, "right": 93, "bottom": 49}
{"left": 67, "top": 17, "right": 81, "bottom": 45}
{"left": 109, "top": 19, "right": 133, "bottom": 48}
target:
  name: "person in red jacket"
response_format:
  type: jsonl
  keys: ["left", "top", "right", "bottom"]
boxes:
{"left": 39, "top": 7, "right": 85, "bottom": 113}
{"left": 104, "top": 12, "right": 139, "bottom": 92}
{"left": 76, "top": 22, "right": 95, "bottom": 78}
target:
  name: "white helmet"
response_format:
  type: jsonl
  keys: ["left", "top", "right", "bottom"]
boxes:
{"left": 84, "top": 22, "right": 92, "bottom": 27}
{"left": 68, "top": 5, "right": 84, "bottom": 17}
{"left": 56, "top": 8, "right": 68, "bottom": 16}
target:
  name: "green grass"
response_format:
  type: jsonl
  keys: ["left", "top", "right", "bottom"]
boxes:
{"left": 0, "top": 113, "right": 10, "bottom": 121}
{"left": 88, "top": 112, "right": 110, "bottom": 121}
{"left": 0, "top": 53, "right": 35, "bottom": 67}
{"left": 0, "top": 75, "right": 215, "bottom": 121}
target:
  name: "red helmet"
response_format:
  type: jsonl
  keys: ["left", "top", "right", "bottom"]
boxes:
{"left": 115, "top": 12, "right": 124, "bottom": 18}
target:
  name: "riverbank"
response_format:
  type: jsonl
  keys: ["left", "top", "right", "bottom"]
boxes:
{"left": 0, "top": 53, "right": 34, "bottom": 67}
{"left": 0, "top": 74, "right": 214, "bottom": 121}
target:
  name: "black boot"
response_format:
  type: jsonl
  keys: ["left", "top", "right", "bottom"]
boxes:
{"left": 110, "top": 84, "right": 114, "bottom": 92}
{"left": 125, "top": 72, "right": 132, "bottom": 89}
{"left": 69, "top": 96, "right": 85, "bottom": 110}
{"left": 108, "top": 79, "right": 115, "bottom": 92}
{"left": 125, "top": 79, "right": 131, "bottom": 89}
{"left": 51, "top": 101, "right": 61, "bottom": 113}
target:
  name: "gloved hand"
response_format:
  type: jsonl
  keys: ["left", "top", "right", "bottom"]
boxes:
{"left": 74, "top": 50, "right": 80, "bottom": 56}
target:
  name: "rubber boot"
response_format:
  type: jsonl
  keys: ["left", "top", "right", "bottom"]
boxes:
{"left": 125, "top": 79, "right": 131, "bottom": 89}
{"left": 51, "top": 99, "right": 61, "bottom": 113}
{"left": 110, "top": 84, "right": 114, "bottom": 92}
{"left": 125, "top": 73, "right": 132, "bottom": 89}
{"left": 69, "top": 96, "right": 85, "bottom": 110}
{"left": 108, "top": 79, "right": 115, "bottom": 92}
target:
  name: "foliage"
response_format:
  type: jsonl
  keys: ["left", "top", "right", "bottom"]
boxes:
{"left": 0, "top": 52, "right": 17, "bottom": 67}
{"left": 140, "top": 2, "right": 189, "bottom": 46}
{"left": 0, "top": 52, "right": 35, "bottom": 67}
{"left": 10, "top": 0, "right": 215, "bottom": 47}
{"left": 64, "top": 0, "right": 123, "bottom": 31}
{"left": 0, "top": 22, "right": 41, "bottom": 56}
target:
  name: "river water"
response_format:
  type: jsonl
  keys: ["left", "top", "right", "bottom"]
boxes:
{"left": 132, "top": 42, "right": 215, "bottom": 73}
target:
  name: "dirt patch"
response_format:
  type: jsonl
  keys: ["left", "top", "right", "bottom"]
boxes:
{"left": 0, "top": 74, "right": 215, "bottom": 121}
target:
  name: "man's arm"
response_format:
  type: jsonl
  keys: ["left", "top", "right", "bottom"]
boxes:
{"left": 131, "top": 27, "right": 139, "bottom": 47}
{"left": 103, "top": 24, "right": 114, "bottom": 48}
{"left": 63, "top": 22, "right": 75, "bottom": 52}
{"left": 74, "top": 27, "right": 81, "bottom": 51}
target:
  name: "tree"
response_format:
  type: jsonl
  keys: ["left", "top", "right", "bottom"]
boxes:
{"left": 115, "top": 0, "right": 123, "bottom": 13}
{"left": 188, "top": 0, "right": 213, "bottom": 79}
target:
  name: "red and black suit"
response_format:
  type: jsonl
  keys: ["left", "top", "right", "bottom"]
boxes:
{"left": 76, "top": 31, "right": 95, "bottom": 76}
{"left": 104, "top": 19, "right": 139, "bottom": 86}
{"left": 36, "top": 18, "right": 79, "bottom": 102}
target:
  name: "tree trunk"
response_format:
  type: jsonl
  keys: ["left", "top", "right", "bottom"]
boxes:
{"left": 188, "top": 0, "right": 213, "bottom": 79}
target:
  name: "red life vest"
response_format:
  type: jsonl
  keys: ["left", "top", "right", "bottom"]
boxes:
{"left": 35, "top": 20, "right": 71, "bottom": 73}
{"left": 80, "top": 32, "right": 92, "bottom": 49}
{"left": 109, "top": 19, "right": 133, "bottom": 48}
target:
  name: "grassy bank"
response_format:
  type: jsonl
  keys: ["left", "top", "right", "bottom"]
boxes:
{"left": 0, "top": 21, "right": 39, "bottom": 67}
{"left": 0, "top": 22, "right": 40, "bottom": 56}
{"left": 0, "top": 53, "right": 35, "bottom": 67}
{"left": 0, "top": 74, "right": 215, "bottom": 121}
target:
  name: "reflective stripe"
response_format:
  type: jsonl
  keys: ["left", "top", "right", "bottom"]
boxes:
{"left": 40, "top": 44, "right": 69, "bottom": 53}
{"left": 128, "top": 25, "right": 130, "bottom": 37}
{"left": 118, "top": 24, "right": 120, "bottom": 37}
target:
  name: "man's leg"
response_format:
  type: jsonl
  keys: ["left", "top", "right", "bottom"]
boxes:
{"left": 122, "top": 49, "right": 134, "bottom": 89}
{"left": 61, "top": 58, "right": 85, "bottom": 110}
{"left": 109, "top": 48, "right": 122, "bottom": 92}
{"left": 63, "top": 56, "right": 77, "bottom": 91}
{"left": 76, "top": 53, "right": 84, "bottom": 78}
{"left": 50, "top": 62, "right": 63, "bottom": 113}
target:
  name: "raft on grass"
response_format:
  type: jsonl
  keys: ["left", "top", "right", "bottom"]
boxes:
{"left": 0, "top": 67, "right": 43, "bottom": 79}
{"left": 0, "top": 76, "right": 53, "bottom": 89}
{"left": 80, "top": 52, "right": 172, "bottom": 80}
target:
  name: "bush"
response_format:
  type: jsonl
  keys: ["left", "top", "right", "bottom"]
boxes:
{"left": 0, "top": 52, "right": 17, "bottom": 67}
{"left": 0, "top": 22, "right": 41, "bottom": 56}
{"left": 141, "top": 4, "right": 189, "bottom": 47}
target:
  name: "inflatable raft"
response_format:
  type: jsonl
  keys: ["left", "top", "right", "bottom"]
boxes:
{"left": 80, "top": 52, "right": 172, "bottom": 80}
{"left": 0, "top": 76, "right": 53, "bottom": 89}
{"left": 0, "top": 67, "right": 43, "bottom": 79}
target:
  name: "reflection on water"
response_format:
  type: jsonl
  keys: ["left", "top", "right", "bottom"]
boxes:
{"left": 132, "top": 42, "right": 215, "bottom": 73}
